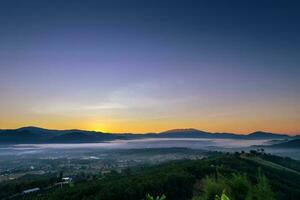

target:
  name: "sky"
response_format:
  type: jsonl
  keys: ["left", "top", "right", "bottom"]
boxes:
{"left": 0, "top": 0, "right": 300, "bottom": 134}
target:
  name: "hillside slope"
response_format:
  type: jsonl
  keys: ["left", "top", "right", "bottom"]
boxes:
{"left": 14, "top": 154, "right": 300, "bottom": 200}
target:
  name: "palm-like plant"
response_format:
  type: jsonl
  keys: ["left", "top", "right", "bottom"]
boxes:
{"left": 214, "top": 191, "right": 230, "bottom": 200}
{"left": 145, "top": 193, "right": 167, "bottom": 200}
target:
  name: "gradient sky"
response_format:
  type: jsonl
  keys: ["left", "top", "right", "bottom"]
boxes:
{"left": 1, "top": 0, "right": 300, "bottom": 134}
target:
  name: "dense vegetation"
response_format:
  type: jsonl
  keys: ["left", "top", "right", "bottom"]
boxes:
{"left": 4, "top": 153, "right": 292, "bottom": 200}
{"left": 0, "top": 173, "right": 58, "bottom": 199}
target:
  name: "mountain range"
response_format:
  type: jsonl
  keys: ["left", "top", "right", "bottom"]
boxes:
{"left": 0, "top": 126, "right": 298, "bottom": 144}
{"left": 270, "top": 138, "right": 300, "bottom": 148}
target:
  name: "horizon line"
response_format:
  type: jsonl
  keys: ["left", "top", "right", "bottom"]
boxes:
{"left": 0, "top": 126, "right": 298, "bottom": 136}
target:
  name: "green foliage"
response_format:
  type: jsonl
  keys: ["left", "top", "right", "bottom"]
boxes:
{"left": 252, "top": 170, "right": 275, "bottom": 200}
{"left": 193, "top": 175, "right": 229, "bottom": 200}
{"left": 215, "top": 191, "right": 230, "bottom": 200}
{"left": 260, "top": 154, "right": 300, "bottom": 172}
{"left": 228, "top": 173, "right": 252, "bottom": 200}
{"left": 145, "top": 193, "right": 166, "bottom": 200}
{"left": 193, "top": 171, "right": 275, "bottom": 200}
{"left": 0, "top": 173, "right": 58, "bottom": 199}
{"left": 7, "top": 154, "right": 300, "bottom": 200}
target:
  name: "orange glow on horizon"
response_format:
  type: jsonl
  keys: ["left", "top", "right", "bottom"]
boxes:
{"left": 0, "top": 118, "right": 299, "bottom": 135}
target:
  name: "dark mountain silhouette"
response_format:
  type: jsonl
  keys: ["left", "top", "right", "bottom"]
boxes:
{"left": 0, "top": 127, "right": 120, "bottom": 144}
{"left": 157, "top": 128, "right": 212, "bottom": 138}
{"left": 156, "top": 129, "right": 242, "bottom": 139}
{"left": 157, "top": 129, "right": 290, "bottom": 139}
{"left": 0, "top": 126, "right": 293, "bottom": 144}
{"left": 270, "top": 139, "right": 300, "bottom": 148}
{"left": 246, "top": 131, "right": 290, "bottom": 139}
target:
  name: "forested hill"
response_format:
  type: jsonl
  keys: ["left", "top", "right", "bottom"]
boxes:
{"left": 10, "top": 153, "right": 300, "bottom": 200}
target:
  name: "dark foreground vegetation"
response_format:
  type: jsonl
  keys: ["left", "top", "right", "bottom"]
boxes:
{"left": 2, "top": 152, "right": 300, "bottom": 200}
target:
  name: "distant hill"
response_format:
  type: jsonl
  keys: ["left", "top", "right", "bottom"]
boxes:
{"left": 157, "top": 129, "right": 290, "bottom": 140}
{"left": 157, "top": 128, "right": 212, "bottom": 138}
{"left": 271, "top": 139, "right": 300, "bottom": 148}
{"left": 0, "top": 126, "right": 121, "bottom": 144}
{"left": 0, "top": 126, "right": 293, "bottom": 144}
{"left": 246, "top": 131, "right": 290, "bottom": 139}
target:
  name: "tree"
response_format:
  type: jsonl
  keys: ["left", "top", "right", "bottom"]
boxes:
{"left": 252, "top": 171, "right": 275, "bottom": 200}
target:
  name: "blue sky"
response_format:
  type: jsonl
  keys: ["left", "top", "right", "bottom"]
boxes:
{"left": 0, "top": 0, "right": 300, "bottom": 134}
